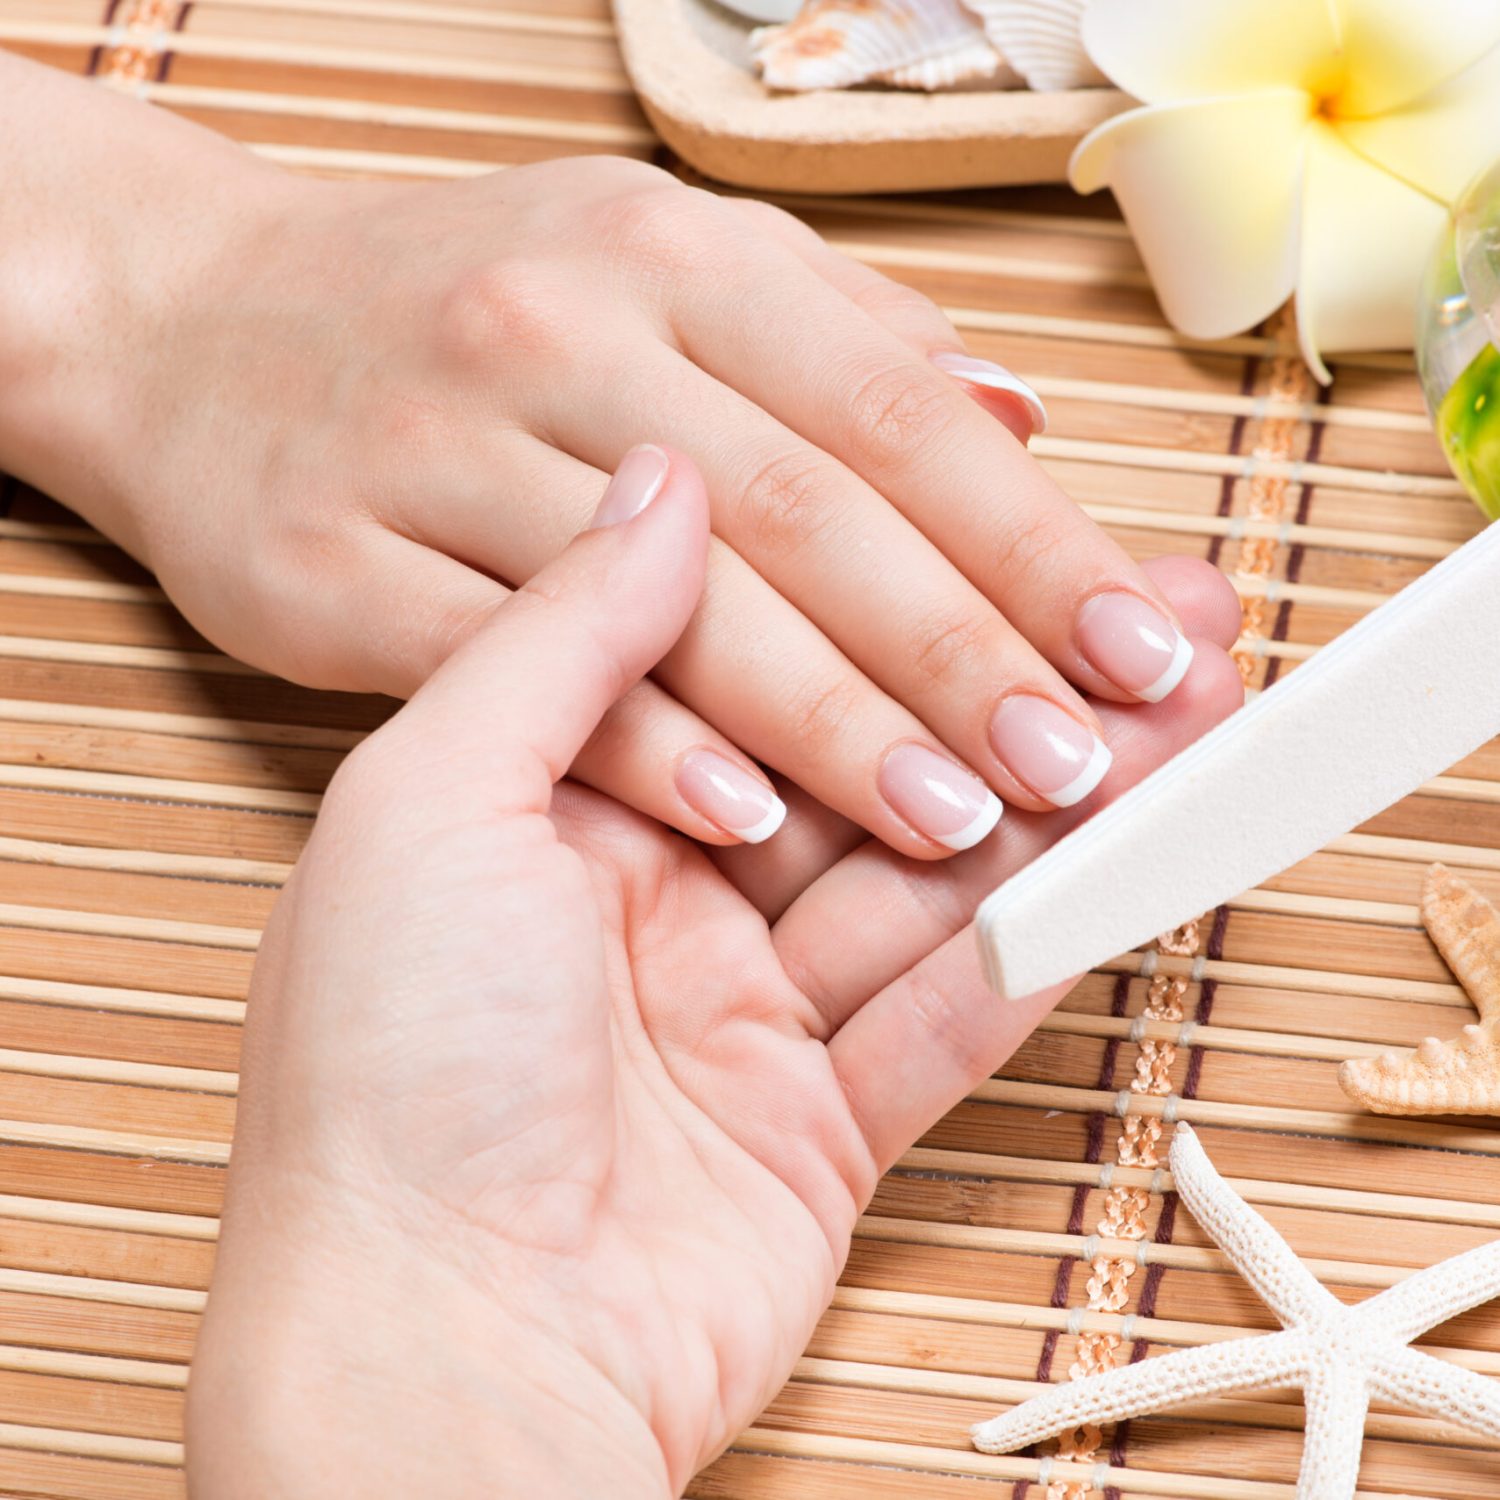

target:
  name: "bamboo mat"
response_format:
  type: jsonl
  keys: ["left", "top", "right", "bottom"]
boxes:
{"left": 0, "top": 3, "right": 1496, "bottom": 1498}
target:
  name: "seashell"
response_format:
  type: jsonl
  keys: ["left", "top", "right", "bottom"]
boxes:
{"left": 960, "top": 0, "right": 1106, "bottom": 92}
{"left": 752, "top": 0, "right": 994, "bottom": 93}
{"left": 875, "top": 33, "right": 1015, "bottom": 90}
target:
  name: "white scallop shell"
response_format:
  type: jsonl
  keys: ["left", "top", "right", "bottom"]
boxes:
{"left": 876, "top": 34, "right": 1017, "bottom": 89}
{"left": 751, "top": 0, "right": 996, "bottom": 92}
{"left": 959, "top": 0, "right": 1106, "bottom": 91}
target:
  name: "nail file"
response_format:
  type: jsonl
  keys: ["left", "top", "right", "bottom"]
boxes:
{"left": 977, "top": 521, "right": 1500, "bottom": 1000}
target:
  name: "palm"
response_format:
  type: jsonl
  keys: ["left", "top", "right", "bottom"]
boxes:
{"left": 300, "top": 784, "right": 880, "bottom": 1482}
{"left": 245, "top": 638, "right": 1236, "bottom": 1489}
{"left": 554, "top": 791, "right": 877, "bottom": 1468}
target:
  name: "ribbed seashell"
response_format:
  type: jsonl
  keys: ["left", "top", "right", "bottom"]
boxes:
{"left": 959, "top": 0, "right": 1106, "bottom": 92}
{"left": 752, "top": 0, "right": 993, "bottom": 93}
{"left": 875, "top": 34, "right": 1015, "bottom": 90}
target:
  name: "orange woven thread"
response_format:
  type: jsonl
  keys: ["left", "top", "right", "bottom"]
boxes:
{"left": 99, "top": 0, "right": 181, "bottom": 85}
{"left": 1048, "top": 922, "right": 1201, "bottom": 1496}
{"left": 1231, "top": 308, "right": 1318, "bottom": 684}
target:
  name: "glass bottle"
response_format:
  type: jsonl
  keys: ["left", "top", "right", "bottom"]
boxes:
{"left": 1416, "top": 158, "right": 1500, "bottom": 518}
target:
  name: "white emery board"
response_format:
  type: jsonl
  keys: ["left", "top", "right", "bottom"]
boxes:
{"left": 977, "top": 520, "right": 1500, "bottom": 1001}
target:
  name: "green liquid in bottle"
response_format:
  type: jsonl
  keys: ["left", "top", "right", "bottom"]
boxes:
{"left": 1437, "top": 340, "right": 1500, "bottom": 521}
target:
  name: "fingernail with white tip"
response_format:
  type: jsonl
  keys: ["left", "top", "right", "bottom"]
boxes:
{"left": 930, "top": 352, "right": 1047, "bottom": 436}
{"left": 1077, "top": 593, "right": 1194, "bottom": 704}
{"left": 676, "top": 749, "right": 786, "bottom": 844}
{"left": 879, "top": 743, "right": 1002, "bottom": 852}
{"left": 989, "top": 695, "right": 1112, "bottom": 809}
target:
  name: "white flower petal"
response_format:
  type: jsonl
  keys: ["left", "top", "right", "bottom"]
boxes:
{"left": 1337, "top": 42, "right": 1500, "bottom": 206}
{"left": 1070, "top": 91, "right": 1309, "bottom": 340}
{"left": 1295, "top": 121, "right": 1449, "bottom": 380}
{"left": 1081, "top": 0, "right": 1340, "bottom": 104}
{"left": 1335, "top": 0, "right": 1500, "bottom": 116}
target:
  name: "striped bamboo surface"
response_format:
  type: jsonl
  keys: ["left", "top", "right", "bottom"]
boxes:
{"left": 1, "top": 3, "right": 1496, "bottom": 1499}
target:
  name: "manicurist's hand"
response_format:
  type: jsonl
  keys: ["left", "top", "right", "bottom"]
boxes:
{"left": 3, "top": 52, "right": 1202, "bottom": 859}
{"left": 185, "top": 449, "right": 1243, "bottom": 1499}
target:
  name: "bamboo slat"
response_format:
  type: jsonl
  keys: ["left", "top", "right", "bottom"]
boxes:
{"left": 4, "top": 5, "right": 1500, "bottom": 1499}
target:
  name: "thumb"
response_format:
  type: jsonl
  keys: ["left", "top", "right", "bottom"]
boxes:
{"left": 376, "top": 444, "right": 710, "bottom": 814}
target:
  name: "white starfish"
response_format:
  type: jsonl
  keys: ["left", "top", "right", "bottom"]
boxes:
{"left": 971, "top": 1124, "right": 1500, "bottom": 1497}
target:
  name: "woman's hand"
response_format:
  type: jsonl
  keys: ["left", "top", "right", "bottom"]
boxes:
{"left": 4, "top": 54, "right": 1201, "bottom": 859}
{"left": 185, "top": 451, "right": 1242, "bottom": 1499}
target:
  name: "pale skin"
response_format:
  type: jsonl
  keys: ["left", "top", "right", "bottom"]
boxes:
{"left": 186, "top": 452, "right": 1244, "bottom": 1498}
{"left": 3, "top": 49, "right": 1206, "bottom": 858}
{"left": 0, "top": 47, "right": 1250, "bottom": 1491}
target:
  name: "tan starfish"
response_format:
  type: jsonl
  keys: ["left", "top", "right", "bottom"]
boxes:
{"left": 1339, "top": 863, "right": 1500, "bottom": 1115}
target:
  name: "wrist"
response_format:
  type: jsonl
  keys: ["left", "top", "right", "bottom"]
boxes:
{"left": 0, "top": 55, "right": 298, "bottom": 554}
{"left": 187, "top": 1192, "right": 672, "bottom": 1500}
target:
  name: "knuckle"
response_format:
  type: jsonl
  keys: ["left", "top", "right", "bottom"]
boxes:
{"left": 367, "top": 390, "right": 449, "bottom": 454}
{"left": 567, "top": 154, "right": 675, "bottom": 192}
{"left": 738, "top": 449, "right": 842, "bottom": 558}
{"left": 892, "top": 858, "right": 973, "bottom": 936}
{"left": 784, "top": 676, "right": 863, "bottom": 759}
{"left": 513, "top": 578, "right": 630, "bottom": 705}
{"left": 734, "top": 196, "right": 819, "bottom": 246}
{"left": 908, "top": 606, "right": 993, "bottom": 690}
{"left": 904, "top": 966, "right": 979, "bottom": 1074}
{"left": 854, "top": 275, "right": 947, "bottom": 329}
{"left": 592, "top": 183, "right": 730, "bottom": 282}
{"left": 844, "top": 361, "right": 958, "bottom": 473}
{"left": 990, "top": 505, "right": 1059, "bottom": 580}
{"left": 436, "top": 260, "right": 567, "bottom": 366}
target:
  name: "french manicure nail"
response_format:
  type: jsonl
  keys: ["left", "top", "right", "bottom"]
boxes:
{"left": 989, "top": 696, "right": 1112, "bottom": 809}
{"left": 930, "top": 352, "right": 1048, "bottom": 435}
{"left": 1077, "top": 593, "right": 1194, "bottom": 703}
{"left": 878, "top": 743, "right": 1002, "bottom": 851}
{"left": 590, "top": 444, "right": 670, "bottom": 529}
{"left": 676, "top": 749, "right": 787, "bottom": 843}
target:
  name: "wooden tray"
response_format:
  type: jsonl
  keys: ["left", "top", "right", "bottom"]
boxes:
{"left": 612, "top": 0, "right": 1127, "bottom": 193}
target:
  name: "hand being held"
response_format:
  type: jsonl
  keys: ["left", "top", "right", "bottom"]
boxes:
{"left": 185, "top": 451, "right": 1243, "bottom": 1499}
{"left": 13, "top": 66, "right": 1204, "bottom": 859}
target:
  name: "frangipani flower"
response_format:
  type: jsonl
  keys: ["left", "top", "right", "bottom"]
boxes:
{"left": 1070, "top": 0, "right": 1500, "bottom": 380}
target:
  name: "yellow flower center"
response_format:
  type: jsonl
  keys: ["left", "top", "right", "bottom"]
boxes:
{"left": 1308, "top": 45, "right": 1367, "bottom": 121}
